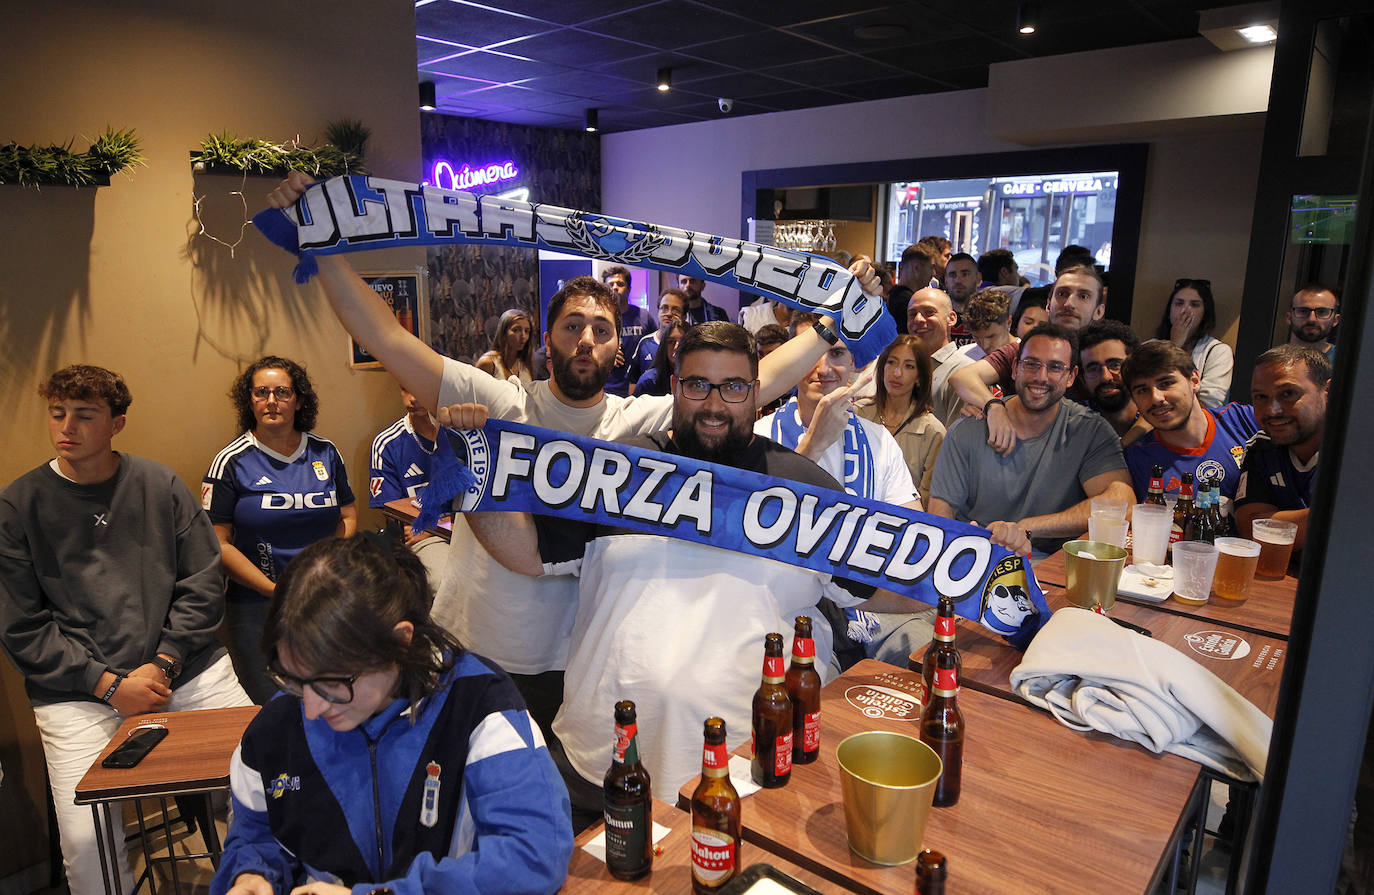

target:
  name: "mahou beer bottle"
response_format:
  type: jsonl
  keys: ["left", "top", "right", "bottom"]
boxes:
{"left": 691, "top": 718, "right": 741, "bottom": 894}
{"left": 785, "top": 616, "right": 822, "bottom": 765}
{"left": 915, "top": 849, "right": 948, "bottom": 895}
{"left": 603, "top": 700, "right": 652, "bottom": 880}
{"left": 750, "top": 633, "right": 793, "bottom": 788}
{"left": 919, "top": 649, "right": 965, "bottom": 807}
{"left": 921, "top": 595, "right": 962, "bottom": 708}
{"left": 1146, "top": 464, "right": 1167, "bottom": 505}
{"left": 1169, "top": 472, "right": 1195, "bottom": 557}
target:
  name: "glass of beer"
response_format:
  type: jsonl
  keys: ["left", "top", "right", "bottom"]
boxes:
{"left": 1252, "top": 519, "right": 1298, "bottom": 580}
{"left": 1172, "top": 541, "right": 1219, "bottom": 606}
{"left": 1211, "top": 537, "right": 1261, "bottom": 605}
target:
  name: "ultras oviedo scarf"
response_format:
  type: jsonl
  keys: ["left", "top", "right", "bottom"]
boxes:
{"left": 252, "top": 174, "right": 897, "bottom": 366}
{"left": 417, "top": 417, "right": 1050, "bottom": 649}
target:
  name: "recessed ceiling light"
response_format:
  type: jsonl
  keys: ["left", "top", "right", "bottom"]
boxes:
{"left": 1017, "top": 2, "right": 1039, "bottom": 35}
{"left": 657, "top": 67, "right": 672, "bottom": 92}
{"left": 1238, "top": 24, "right": 1277, "bottom": 42}
{"left": 584, "top": 108, "right": 599, "bottom": 133}
{"left": 419, "top": 81, "right": 437, "bottom": 111}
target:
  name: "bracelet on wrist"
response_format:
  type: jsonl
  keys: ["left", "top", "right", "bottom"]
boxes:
{"left": 812, "top": 319, "right": 840, "bottom": 346}
{"left": 100, "top": 674, "right": 124, "bottom": 704}
{"left": 983, "top": 396, "right": 1006, "bottom": 415}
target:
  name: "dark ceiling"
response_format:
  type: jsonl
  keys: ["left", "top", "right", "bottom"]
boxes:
{"left": 417, "top": 0, "right": 1228, "bottom": 133}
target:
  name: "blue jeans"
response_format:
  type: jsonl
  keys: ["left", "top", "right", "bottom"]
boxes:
{"left": 225, "top": 598, "right": 277, "bottom": 705}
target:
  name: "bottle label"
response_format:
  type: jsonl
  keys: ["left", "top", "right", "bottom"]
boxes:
{"left": 803, "top": 711, "right": 821, "bottom": 752}
{"left": 790, "top": 637, "right": 814, "bottom": 661}
{"left": 1169, "top": 524, "right": 1184, "bottom": 545}
{"left": 702, "top": 741, "right": 729, "bottom": 776}
{"left": 762, "top": 655, "right": 785, "bottom": 681}
{"left": 691, "top": 830, "right": 737, "bottom": 884}
{"left": 613, "top": 722, "right": 637, "bottom": 764}
{"left": 603, "top": 800, "right": 647, "bottom": 867}
{"left": 774, "top": 733, "right": 793, "bottom": 776}
{"left": 934, "top": 666, "right": 958, "bottom": 693}
{"left": 1149, "top": 476, "right": 1163, "bottom": 492}
{"left": 934, "top": 615, "right": 955, "bottom": 639}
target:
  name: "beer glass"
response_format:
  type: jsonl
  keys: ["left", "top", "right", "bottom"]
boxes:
{"left": 1252, "top": 519, "right": 1298, "bottom": 579}
{"left": 1172, "top": 541, "right": 1219, "bottom": 606}
{"left": 1211, "top": 537, "right": 1261, "bottom": 605}
{"left": 1131, "top": 504, "right": 1172, "bottom": 566}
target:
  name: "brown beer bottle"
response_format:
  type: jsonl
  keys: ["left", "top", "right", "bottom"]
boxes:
{"left": 750, "top": 633, "right": 793, "bottom": 788}
{"left": 915, "top": 849, "right": 948, "bottom": 895}
{"left": 919, "top": 648, "right": 964, "bottom": 807}
{"left": 1169, "top": 472, "right": 1194, "bottom": 557}
{"left": 691, "top": 717, "right": 742, "bottom": 894}
{"left": 1146, "top": 464, "right": 1167, "bottom": 505}
{"left": 1186, "top": 474, "right": 1216, "bottom": 544}
{"left": 920, "top": 595, "right": 962, "bottom": 708}
{"left": 1208, "top": 476, "right": 1226, "bottom": 535}
{"left": 603, "top": 700, "right": 652, "bottom": 880}
{"left": 785, "top": 616, "right": 822, "bottom": 765}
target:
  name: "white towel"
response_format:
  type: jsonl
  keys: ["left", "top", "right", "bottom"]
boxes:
{"left": 1009, "top": 608, "right": 1272, "bottom": 782}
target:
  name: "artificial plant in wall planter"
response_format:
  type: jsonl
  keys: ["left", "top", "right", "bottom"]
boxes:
{"left": 0, "top": 127, "right": 144, "bottom": 187}
{"left": 191, "top": 119, "right": 370, "bottom": 177}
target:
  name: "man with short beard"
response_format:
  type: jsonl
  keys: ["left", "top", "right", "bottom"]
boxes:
{"left": 927, "top": 324, "right": 1135, "bottom": 560}
{"left": 456, "top": 322, "right": 878, "bottom": 819}
{"left": 1285, "top": 283, "right": 1341, "bottom": 365}
{"left": 677, "top": 273, "right": 728, "bottom": 325}
{"left": 1078, "top": 320, "right": 1151, "bottom": 446}
{"left": 1234, "top": 345, "right": 1330, "bottom": 550}
{"left": 600, "top": 265, "right": 648, "bottom": 397}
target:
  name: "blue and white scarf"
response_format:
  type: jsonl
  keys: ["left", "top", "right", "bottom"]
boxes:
{"left": 252, "top": 175, "right": 896, "bottom": 366}
{"left": 416, "top": 418, "right": 1049, "bottom": 649}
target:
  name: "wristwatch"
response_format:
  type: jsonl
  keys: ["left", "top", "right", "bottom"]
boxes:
{"left": 812, "top": 319, "right": 840, "bottom": 346}
{"left": 151, "top": 655, "right": 182, "bottom": 681}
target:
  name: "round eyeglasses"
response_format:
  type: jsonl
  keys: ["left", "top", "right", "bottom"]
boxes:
{"left": 267, "top": 665, "right": 359, "bottom": 704}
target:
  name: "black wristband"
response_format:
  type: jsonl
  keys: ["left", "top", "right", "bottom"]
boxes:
{"left": 812, "top": 319, "right": 840, "bottom": 346}
{"left": 100, "top": 675, "right": 124, "bottom": 704}
{"left": 983, "top": 396, "right": 1006, "bottom": 415}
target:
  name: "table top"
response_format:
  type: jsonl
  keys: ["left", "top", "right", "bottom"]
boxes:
{"left": 564, "top": 798, "right": 834, "bottom": 894}
{"left": 915, "top": 589, "right": 1287, "bottom": 718}
{"left": 381, "top": 497, "right": 453, "bottom": 541}
{"left": 679, "top": 661, "right": 1201, "bottom": 895}
{"left": 1033, "top": 548, "right": 1298, "bottom": 639}
{"left": 74, "top": 706, "right": 259, "bottom": 804}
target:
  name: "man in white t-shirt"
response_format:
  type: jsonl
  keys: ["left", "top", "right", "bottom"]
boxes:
{"left": 263, "top": 172, "right": 881, "bottom": 739}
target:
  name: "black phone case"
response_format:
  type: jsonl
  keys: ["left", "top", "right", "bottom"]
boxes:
{"left": 102, "top": 726, "right": 169, "bottom": 769}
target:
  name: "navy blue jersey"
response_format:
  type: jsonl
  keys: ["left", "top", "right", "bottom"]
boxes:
{"left": 1234, "top": 431, "right": 1317, "bottom": 511}
{"left": 203, "top": 433, "right": 354, "bottom": 600}
{"left": 604, "top": 305, "right": 648, "bottom": 397}
{"left": 368, "top": 416, "right": 436, "bottom": 508}
{"left": 1124, "top": 404, "right": 1259, "bottom": 502}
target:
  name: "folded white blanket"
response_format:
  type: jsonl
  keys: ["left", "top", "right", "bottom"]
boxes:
{"left": 1009, "top": 608, "right": 1272, "bottom": 782}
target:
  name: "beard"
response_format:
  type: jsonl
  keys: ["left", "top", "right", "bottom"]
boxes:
{"left": 671, "top": 405, "right": 753, "bottom": 465}
{"left": 549, "top": 344, "right": 613, "bottom": 401}
{"left": 1093, "top": 382, "right": 1132, "bottom": 413}
{"left": 1292, "top": 323, "right": 1332, "bottom": 344}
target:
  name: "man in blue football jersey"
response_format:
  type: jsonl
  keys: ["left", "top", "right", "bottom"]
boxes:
{"left": 1122, "top": 339, "right": 1258, "bottom": 507}
{"left": 1235, "top": 344, "right": 1330, "bottom": 550}
{"left": 601, "top": 265, "right": 648, "bottom": 398}
{"left": 369, "top": 382, "right": 438, "bottom": 509}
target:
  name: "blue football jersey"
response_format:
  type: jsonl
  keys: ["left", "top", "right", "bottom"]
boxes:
{"left": 203, "top": 432, "right": 354, "bottom": 600}
{"left": 368, "top": 415, "right": 437, "bottom": 507}
{"left": 1235, "top": 431, "right": 1318, "bottom": 511}
{"left": 605, "top": 305, "right": 649, "bottom": 397}
{"left": 1123, "top": 403, "right": 1259, "bottom": 502}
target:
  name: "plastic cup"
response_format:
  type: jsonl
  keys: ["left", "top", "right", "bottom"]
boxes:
{"left": 1172, "top": 541, "right": 1220, "bottom": 606}
{"left": 1064, "top": 540, "right": 1128, "bottom": 611}
{"left": 1088, "top": 512, "right": 1129, "bottom": 548}
{"left": 1090, "top": 497, "right": 1129, "bottom": 521}
{"left": 1131, "top": 504, "right": 1172, "bottom": 566}
{"left": 1252, "top": 519, "right": 1298, "bottom": 579}
{"left": 836, "top": 731, "right": 943, "bottom": 866}
{"left": 1211, "top": 537, "right": 1261, "bottom": 604}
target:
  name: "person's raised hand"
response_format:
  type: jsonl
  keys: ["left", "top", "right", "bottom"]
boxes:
{"left": 266, "top": 171, "right": 315, "bottom": 210}
{"left": 436, "top": 403, "right": 490, "bottom": 431}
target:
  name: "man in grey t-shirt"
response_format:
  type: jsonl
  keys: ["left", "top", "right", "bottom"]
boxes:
{"left": 927, "top": 324, "right": 1135, "bottom": 559}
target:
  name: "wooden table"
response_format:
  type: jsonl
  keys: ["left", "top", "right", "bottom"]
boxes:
{"left": 919, "top": 589, "right": 1287, "bottom": 718}
{"left": 75, "top": 706, "right": 259, "bottom": 895}
{"left": 381, "top": 497, "right": 452, "bottom": 541}
{"left": 563, "top": 798, "right": 832, "bottom": 894}
{"left": 679, "top": 661, "right": 1202, "bottom": 895}
{"left": 1033, "top": 548, "right": 1298, "bottom": 639}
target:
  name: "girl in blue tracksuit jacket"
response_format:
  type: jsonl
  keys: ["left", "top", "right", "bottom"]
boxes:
{"left": 211, "top": 533, "right": 573, "bottom": 895}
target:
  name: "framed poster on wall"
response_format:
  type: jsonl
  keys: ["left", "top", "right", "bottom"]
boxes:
{"left": 351, "top": 269, "right": 429, "bottom": 369}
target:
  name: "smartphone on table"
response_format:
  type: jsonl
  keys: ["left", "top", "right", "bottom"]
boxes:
{"left": 101, "top": 725, "right": 169, "bottom": 769}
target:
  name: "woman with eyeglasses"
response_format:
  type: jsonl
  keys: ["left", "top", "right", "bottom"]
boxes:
{"left": 211, "top": 534, "right": 572, "bottom": 895}
{"left": 202, "top": 356, "right": 357, "bottom": 704}
{"left": 1154, "top": 278, "right": 1233, "bottom": 407}
{"left": 475, "top": 308, "right": 535, "bottom": 383}
{"left": 856, "top": 335, "right": 946, "bottom": 499}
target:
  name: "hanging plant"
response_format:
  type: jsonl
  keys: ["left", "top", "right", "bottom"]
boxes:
{"left": 0, "top": 127, "right": 145, "bottom": 187}
{"left": 192, "top": 120, "right": 370, "bottom": 177}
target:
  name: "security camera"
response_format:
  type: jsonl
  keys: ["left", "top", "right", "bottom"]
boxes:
{"left": 718, "top": 98, "right": 734, "bottom": 114}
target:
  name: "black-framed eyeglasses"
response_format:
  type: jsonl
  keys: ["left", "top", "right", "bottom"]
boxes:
{"left": 678, "top": 377, "right": 754, "bottom": 403}
{"left": 1173, "top": 278, "right": 1211, "bottom": 292}
{"left": 251, "top": 386, "right": 295, "bottom": 401}
{"left": 1018, "top": 358, "right": 1073, "bottom": 376}
{"left": 267, "top": 665, "right": 359, "bottom": 704}
{"left": 1082, "top": 358, "right": 1124, "bottom": 376}
{"left": 1291, "top": 306, "right": 1336, "bottom": 319}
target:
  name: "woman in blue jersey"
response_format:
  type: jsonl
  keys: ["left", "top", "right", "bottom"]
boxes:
{"left": 213, "top": 534, "right": 572, "bottom": 895}
{"left": 203, "top": 356, "right": 357, "bottom": 704}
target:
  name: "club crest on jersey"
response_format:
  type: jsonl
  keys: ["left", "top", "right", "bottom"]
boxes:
{"left": 420, "top": 761, "right": 442, "bottom": 827}
{"left": 312, "top": 460, "right": 330, "bottom": 482}
{"left": 270, "top": 773, "right": 301, "bottom": 799}
{"left": 1229, "top": 445, "right": 1246, "bottom": 467}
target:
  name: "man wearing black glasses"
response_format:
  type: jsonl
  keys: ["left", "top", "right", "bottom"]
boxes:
{"left": 1286, "top": 283, "right": 1341, "bottom": 365}
{"left": 927, "top": 324, "right": 1135, "bottom": 560}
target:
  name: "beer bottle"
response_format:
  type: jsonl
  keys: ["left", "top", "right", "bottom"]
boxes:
{"left": 1208, "top": 477, "right": 1226, "bottom": 535}
{"left": 691, "top": 717, "right": 742, "bottom": 894}
{"left": 919, "top": 648, "right": 964, "bottom": 807}
{"left": 1146, "top": 464, "right": 1167, "bottom": 506}
{"left": 750, "top": 633, "right": 793, "bottom": 788}
{"left": 1187, "top": 477, "right": 1216, "bottom": 544}
{"left": 603, "top": 700, "right": 652, "bottom": 881}
{"left": 915, "top": 849, "right": 948, "bottom": 895}
{"left": 1169, "top": 472, "right": 1194, "bottom": 556}
{"left": 920, "top": 595, "right": 962, "bottom": 709}
{"left": 785, "top": 616, "right": 822, "bottom": 765}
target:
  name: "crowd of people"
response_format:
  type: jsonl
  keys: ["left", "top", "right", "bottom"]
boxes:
{"left": 0, "top": 168, "right": 1336, "bottom": 895}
